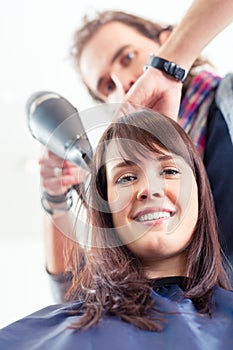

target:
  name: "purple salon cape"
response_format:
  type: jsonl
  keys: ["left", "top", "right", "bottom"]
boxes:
{"left": 1, "top": 279, "right": 233, "bottom": 350}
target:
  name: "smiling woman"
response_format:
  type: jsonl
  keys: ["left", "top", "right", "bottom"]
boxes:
{"left": 1, "top": 108, "right": 233, "bottom": 349}
{"left": 77, "top": 108, "right": 231, "bottom": 295}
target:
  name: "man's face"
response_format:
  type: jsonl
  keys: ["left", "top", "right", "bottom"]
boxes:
{"left": 80, "top": 21, "right": 161, "bottom": 102}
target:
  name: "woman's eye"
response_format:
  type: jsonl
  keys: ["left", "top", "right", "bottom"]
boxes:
{"left": 161, "top": 168, "right": 181, "bottom": 177}
{"left": 121, "top": 52, "right": 135, "bottom": 66}
{"left": 116, "top": 175, "right": 136, "bottom": 184}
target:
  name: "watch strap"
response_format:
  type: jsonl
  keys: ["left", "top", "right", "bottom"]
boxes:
{"left": 144, "top": 55, "right": 187, "bottom": 83}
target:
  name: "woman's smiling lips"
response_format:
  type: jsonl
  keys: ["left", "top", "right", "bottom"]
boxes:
{"left": 133, "top": 208, "right": 176, "bottom": 225}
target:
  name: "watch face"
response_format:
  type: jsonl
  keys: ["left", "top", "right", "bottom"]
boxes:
{"left": 164, "top": 61, "right": 185, "bottom": 81}
{"left": 173, "top": 66, "right": 185, "bottom": 81}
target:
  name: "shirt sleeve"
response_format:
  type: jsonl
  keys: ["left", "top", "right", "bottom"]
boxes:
{"left": 215, "top": 73, "right": 233, "bottom": 144}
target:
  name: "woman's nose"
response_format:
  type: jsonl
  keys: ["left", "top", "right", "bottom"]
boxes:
{"left": 136, "top": 178, "right": 165, "bottom": 201}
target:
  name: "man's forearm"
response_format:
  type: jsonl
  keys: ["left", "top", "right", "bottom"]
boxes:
{"left": 157, "top": 0, "right": 233, "bottom": 70}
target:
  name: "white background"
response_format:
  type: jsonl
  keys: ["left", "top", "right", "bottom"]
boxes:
{"left": 0, "top": 0, "right": 232, "bottom": 328}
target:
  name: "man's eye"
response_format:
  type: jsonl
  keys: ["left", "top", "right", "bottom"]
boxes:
{"left": 160, "top": 168, "right": 181, "bottom": 177}
{"left": 116, "top": 175, "right": 136, "bottom": 184}
{"left": 121, "top": 52, "right": 135, "bottom": 65}
{"left": 104, "top": 80, "right": 116, "bottom": 94}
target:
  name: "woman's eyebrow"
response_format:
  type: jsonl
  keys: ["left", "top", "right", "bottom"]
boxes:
{"left": 110, "top": 155, "right": 178, "bottom": 174}
{"left": 156, "top": 155, "right": 175, "bottom": 162}
{"left": 111, "top": 159, "right": 136, "bottom": 172}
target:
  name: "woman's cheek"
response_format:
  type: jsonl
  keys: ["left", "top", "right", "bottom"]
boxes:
{"left": 108, "top": 187, "right": 134, "bottom": 217}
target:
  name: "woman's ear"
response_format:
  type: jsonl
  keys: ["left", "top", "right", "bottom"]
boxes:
{"left": 158, "top": 29, "right": 172, "bottom": 45}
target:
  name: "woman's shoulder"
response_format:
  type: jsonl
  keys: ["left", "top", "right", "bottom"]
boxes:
{"left": 213, "top": 285, "right": 233, "bottom": 307}
{"left": 1, "top": 300, "right": 83, "bottom": 331}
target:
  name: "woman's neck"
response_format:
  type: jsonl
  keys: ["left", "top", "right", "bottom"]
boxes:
{"left": 142, "top": 253, "right": 187, "bottom": 279}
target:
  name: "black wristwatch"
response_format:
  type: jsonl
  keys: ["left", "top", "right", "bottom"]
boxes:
{"left": 144, "top": 55, "right": 187, "bottom": 83}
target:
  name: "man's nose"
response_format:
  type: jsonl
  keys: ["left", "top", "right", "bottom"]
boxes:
{"left": 110, "top": 71, "right": 136, "bottom": 95}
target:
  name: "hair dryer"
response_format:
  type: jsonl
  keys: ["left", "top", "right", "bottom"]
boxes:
{"left": 26, "top": 91, "right": 93, "bottom": 171}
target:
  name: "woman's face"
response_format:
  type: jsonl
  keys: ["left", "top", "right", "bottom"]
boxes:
{"left": 80, "top": 21, "right": 161, "bottom": 102}
{"left": 105, "top": 141, "right": 198, "bottom": 277}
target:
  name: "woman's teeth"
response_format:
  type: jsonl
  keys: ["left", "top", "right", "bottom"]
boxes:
{"left": 136, "top": 211, "right": 171, "bottom": 222}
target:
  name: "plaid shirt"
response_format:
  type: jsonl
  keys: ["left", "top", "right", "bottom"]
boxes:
{"left": 179, "top": 70, "right": 221, "bottom": 157}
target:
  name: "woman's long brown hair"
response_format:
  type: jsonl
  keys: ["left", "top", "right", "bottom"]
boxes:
{"left": 70, "top": 10, "right": 212, "bottom": 102}
{"left": 65, "top": 109, "right": 232, "bottom": 331}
